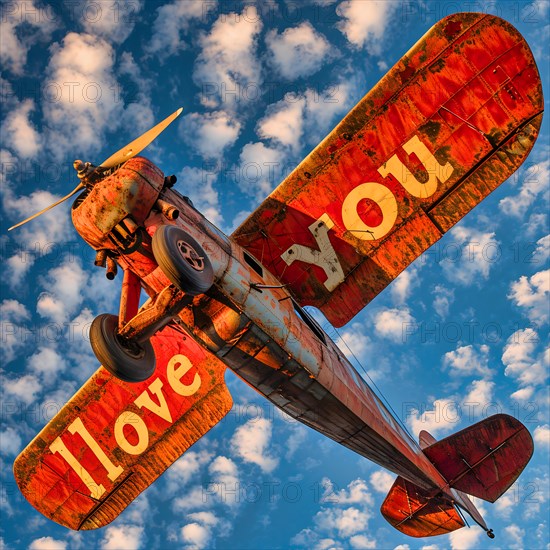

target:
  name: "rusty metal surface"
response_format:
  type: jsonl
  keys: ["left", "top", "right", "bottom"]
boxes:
{"left": 13, "top": 325, "right": 232, "bottom": 530}
{"left": 233, "top": 13, "right": 544, "bottom": 327}
{"left": 421, "top": 414, "right": 534, "bottom": 502}
{"left": 381, "top": 476, "right": 464, "bottom": 537}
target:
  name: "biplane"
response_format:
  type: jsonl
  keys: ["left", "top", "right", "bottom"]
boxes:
{"left": 10, "top": 13, "right": 543, "bottom": 539}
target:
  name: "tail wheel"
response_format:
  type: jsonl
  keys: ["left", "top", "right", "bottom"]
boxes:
{"left": 152, "top": 225, "right": 214, "bottom": 295}
{"left": 90, "top": 314, "right": 156, "bottom": 383}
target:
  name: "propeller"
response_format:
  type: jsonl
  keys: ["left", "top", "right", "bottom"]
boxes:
{"left": 8, "top": 107, "right": 183, "bottom": 231}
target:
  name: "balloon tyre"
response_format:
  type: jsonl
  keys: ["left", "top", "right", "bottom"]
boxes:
{"left": 90, "top": 314, "right": 156, "bottom": 383}
{"left": 152, "top": 225, "right": 214, "bottom": 295}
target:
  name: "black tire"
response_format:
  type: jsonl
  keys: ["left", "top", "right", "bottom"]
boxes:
{"left": 90, "top": 314, "right": 156, "bottom": 383}
{"left": 152, "top": 225, "right": 214, "bottom": 295}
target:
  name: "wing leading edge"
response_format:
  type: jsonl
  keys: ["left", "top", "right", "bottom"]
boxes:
{"left": 13, "top": 325, "right": 232, "bottom": 530}
{"left": 233, "top": 13, "right": 544, "bottom": 327}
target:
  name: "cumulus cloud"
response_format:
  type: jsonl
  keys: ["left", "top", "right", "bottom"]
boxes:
{"left": 27, "top": 346, "right": 68, "bottom": 383}
{"left": 499, "top": 159, "right": 549, "bottom": 218}
{"left": 257, "top": 96, "right": 305, "bottom": 151}
{"left": 37, "top": 258, "right": 88, "bottom": 323}
{"left": 449, "top": 525, "right": 483, "bottom": 549}
{"left": 165, "top": 449, "right": 213, "bottom": 494}
{"left": 440, "top": 226, "right": 499, "bottom": 286}
{"left": 0, "top": 299, "right": 31, "bottom": 363}
{"left": 193, "top": 7, "right": 263, "bottom": 109}
{"left": 389, "top": 267, "right": 418, "bottom": 305}
{"left": 442, "top": 344, "right": 493, "bottom": 378}
{"left": 176, "top": 165, "right": 222, "bottom": 226}
{"left": 373, "top": 307, "right": 415, "bottom": 343}
{"left": 43, "top": 32, "right": 121, "bottom": 161}
{"left": 432, "top": 284, "right": 454, "bottom": 319}
{"left": 2, "top": 98, "right": 41, "bottom": 158}
{"left": 181, "top": 511, "right": 230, "bottom": 548}
{"left": 266, "top": 22, "right": 335, "bottom": 80}
{"left": 336, "top": 0, "right": 398, "bottom": 53}
{"left": 503, "top": 524, "right": 525, "bottom": 549}
{"left": 78, "top": 0, "right": 143, "bottom": 43}
{"left": 407, "top": 397, "right": 461, "bottom": 438}
{"left": 230, "top": 418, "right": 279, "bottom": 472}
{"left": 3, "top": 373, "right": 41, "bottom": 405}
{"left": 146, "top": 0, "right": 212, "bottom": 58}
{"left": 180, "top": 111, "right": 241, "bottom": 160}
{"left": 508, "top": 269, "right": 549, "bottom": 325}
{"left": 0, "top": 0, "right": 57, "bottom": 74}
{"left": 29, "top": 537, "right": 66, "bottom": 550}
{"left": 534, "top": 424, "right": 550, "bottom": 450}
{"left": 502, "top": 329, "right": 547, "bottom": 387}
{"left": 101, "top": 525, "right": 144, "bottom": 550}
{"left": 369, "top": 470, "right": 394, "bottom": 494}
{"left": 0, "top": 426, "right": 22, "bottom": 456}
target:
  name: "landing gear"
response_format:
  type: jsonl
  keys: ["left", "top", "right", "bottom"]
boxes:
{"left": 90, "top": 313, "right": 156, "bottom": 383}
{"left": 152, "top": 225, "right": 213, "bottom": 295}
{"left": 487, "top": 529, "right": 495, "bottom": 539}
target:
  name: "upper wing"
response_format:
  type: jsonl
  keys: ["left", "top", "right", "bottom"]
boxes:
{"left": 13, "top": 324, "right": 232, "bottom": 530}
{"left": 233, "top": 13, "right": 544, "bottom": 327}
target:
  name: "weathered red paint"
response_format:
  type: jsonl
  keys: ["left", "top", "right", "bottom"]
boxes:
{"left": 12, "top": 13, "right": 543, "bottom": 538}
{"left": 233, "top": 13, "right": 544, "bottom": 327}
{"left": 13, "top": 325, "right": 232, "bottom": 530}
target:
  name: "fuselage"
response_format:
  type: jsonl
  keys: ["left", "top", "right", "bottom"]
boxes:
{"left": 72, "top": 156, "right": 450, "bottom": 495}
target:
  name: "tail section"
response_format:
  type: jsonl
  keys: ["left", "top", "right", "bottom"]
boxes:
{"left": 381, "top": 476, "right": 465, "bottom": 537}
{"left": 381, "top": 414, "right": 533, "bottom": 538}
{"left": 421, "top": 414, "right": 534, "bottom": 502}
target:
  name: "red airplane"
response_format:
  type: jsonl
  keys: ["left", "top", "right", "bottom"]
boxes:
{"left": 11, "top": 13, "right": 543, "bottom": 539}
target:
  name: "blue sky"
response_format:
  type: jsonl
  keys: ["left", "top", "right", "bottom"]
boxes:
{"left": 0, "top": 1, "right": 549, "bottom": 549}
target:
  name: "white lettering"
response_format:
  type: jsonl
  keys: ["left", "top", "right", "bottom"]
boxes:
{"left": 281, "top": 213, "right": 345, "bottom": 291}
{"left": 167, "top": 354, "right": 201, "bottom": 396}
{"left": 134, "top": 378, "right": 173, "bottom": 423}
{"left": 114, "top": 411, "right": 149, "bottom": 455}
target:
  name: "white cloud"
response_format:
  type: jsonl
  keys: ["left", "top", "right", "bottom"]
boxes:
{"left": 503, "top": 524, "right": 525, "bottom": 549}
{"left": 502, "top": 329, "right": 547, "bottom": 387}
{"left": 0, "top": 299, "right": 31, "bottom": 363}
{"left": 231, "top": 418, "right": 279, "bottom": 472}
{"left": 181, "top": 522, "right": 210, "bottom": 547}
{"left": 443, "top": 344, "right": 493, "bottom": 378}
{"left": 257, "top": 95, "right": 305, "bottom": 151}
{"left": 510, "top": 386, "right": 534, "bottom": 401}
{"left": 534, "top": 424, "right": 550, "bottom": 450}
{"left": 314, "top": 506, "right": 371, "bottom": 539}
{"left": 146, "top": 0, "right": 212, "bottom": 58}
{"left": 3, "top": 373, "right": 41, "bottom": 405}
{"left": 165, "top": 450, "right": 213, "bottom": 493}
{"left": 208, "top": 455, "right": 239, "bottom": 494}
{"left": 0, "top": 0, "right": 57, "bottom": 74}
{"left": 339, "top": 322, "right": 372, "bottom": 359}
{"left": 79, "top": 0, "right": 143, "bottom": 43}
{"left": 238, "top": 141, "right": 286, "bottom": 201}
{"left": 499, "top": 159, "right": 549, "bottom": 218}
{"left": 180, "top": 111, "right": 241, "bottom": 160}
{"left": 175, "top": 165, "right": 222, "bottom": 226}
{"left": 2, "top": 98, "right": 41, "bottom": 158}
{"left": 266, "top": 22, "right": 334, "bottom": 80}
{"left": 407, "top": 397, "right": 460, "bottom": 438}
{"left": 531, "top": 234, "right": 550, "bottom": 265}
{"left": 440, "top": 226, "right": 499, "bottom": 286}
{"left": 463, "top": 379, "right": 494, "bottom": 408}
{"left": 0, "top": 426, "right": 22, "bottom": 456}
{"left": 193, "top": 7, "right": 263, "bottom": 109}
{"left": 432, "top": 284, "right": 454, "bottom": 319}
{"left": 449, "top": 526, "right": 483, "bottom": 549}
{"left": 349, "top": 534, "right": 376, "bottom": 548}
{"left": 43, "top": 32, "right": 121, "bottom": 161}
{"left": 29, "top": 537, "right": 66, "bottom": 550}
{"left": 373, "top": 307, "right": 415, "bottom": 343}
{"left": 508, "top": 269, "right": 549, "bottom": 325}
{"left": 336, "top": 0, "right": 398, "bottom": 53}
{"left": 27, "top": 346, "right": 68, "bottom": 383}
{"left": 37, "top": 258, "right": 88, "bottom": 323}
{"left": 101, "top": 525, "right": 144, "bottom": 550}
{"left": 369, "top": 470, "right": 394, "bottom": 494}
{"left": 390, "top": 267, "right": 417, "bottom": 305}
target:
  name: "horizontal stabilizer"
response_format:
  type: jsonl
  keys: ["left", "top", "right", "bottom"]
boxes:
{"left": 381, "top": 476, "right": 464, "bottom": 537}
{"left": 14, "top": 325, "right": 232, "bottom": 530}
{"left": 422, "top": 414, "right": 534, "bottom": 502}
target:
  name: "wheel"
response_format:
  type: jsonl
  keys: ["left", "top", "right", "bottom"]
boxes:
{"left": 152, "top": 225, "right": 214, "bottom": 295}
{"left": 90, "top": 314, "right": 156, "bottom": 383}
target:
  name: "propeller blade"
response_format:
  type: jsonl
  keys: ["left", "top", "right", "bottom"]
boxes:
{"left": 99, "top": 107, "right": 183, "bottom": 169}
{"left": 8, "top": 182, "right": 85, "bottom": 231}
